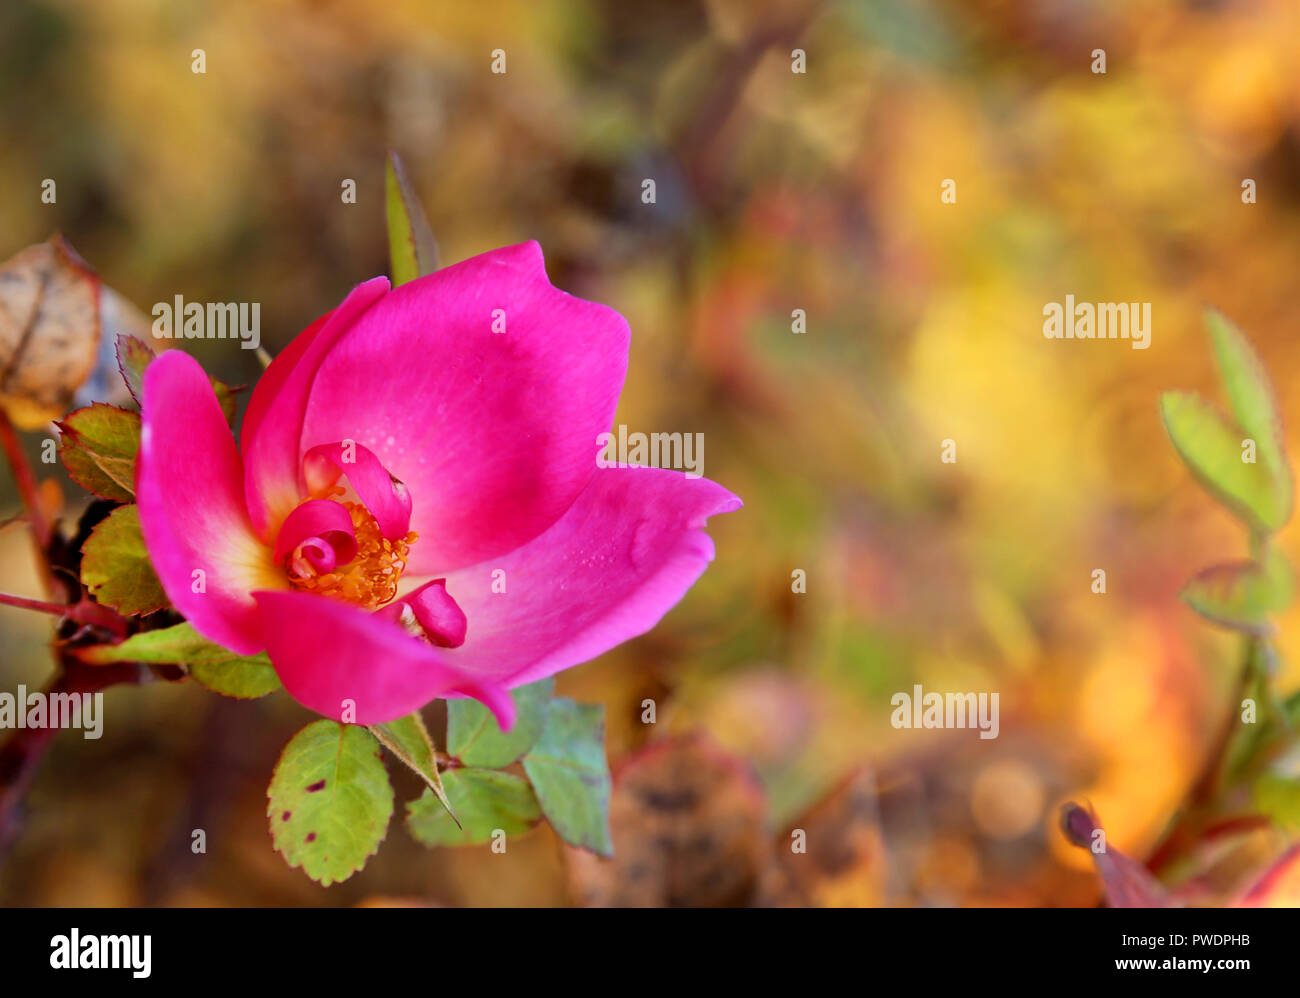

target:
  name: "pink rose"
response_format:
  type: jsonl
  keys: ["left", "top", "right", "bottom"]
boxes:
{"left": 136, "top": 242, "right": 740, "bottom": 728}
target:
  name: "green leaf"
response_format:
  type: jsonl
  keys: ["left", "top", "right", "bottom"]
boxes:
{"left": 1285, "top": 687, "right": 1300, "bottom": 729}
{"left": 1179, "top": 548, "right": 1294, "bottom": 634}
{"left": 447, "top": 678, "right": 554, "bottom": 768}
{"left": 78, "top": 621, "right": 280, "bottom": 698}
{"left": 522, "top": 698, "right": 613, "bottom": 857}
{"left": 370, "top": 712, "right": 457, "bottom": 825}
{"left": 80, "top": 504, "right": 167, "bottom": 615}
{"left": 116, "top": 334, "right": 237, "bottom": 425}
{"left": 210, "top": 376, "right": 240, "bottom": 426}
{"left": 1206, "top": 310, "right": 1289, "bottom": 472}
{"left": 1160, "top": 390, "right": 1290, "bottom": 533}
{"left": 267, "top": 721, "right": 393, "bottom": 886}
{"left": 1252, "top": 773, "right": 1300, "bottom": 833}
{"left": 57, "top": 403, "right": 141, "bottom": 502}
{"left": 406, "top": 768, "right": 540, "bottom": 848}
{"left": 1206, "top": 310, "right": 1292, "bottom": 526}
{"left": 385, "top": 150, "right": 439, "bottom": 286}
{"left": 115, "top": 334, "right": 154, "bottom": 406}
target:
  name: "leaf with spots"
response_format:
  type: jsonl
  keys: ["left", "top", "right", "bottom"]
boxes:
{"left": 80, "top": 503, "right": 167, "bottom": 615}
{"left": 77, "top": 620, "right": 280, "bottom": 698}
{"left": 406, "top": 768, "right": 541, "bottom": 848}
{"left": 267, "top": 720, "right": 394, "bottom": 886}
{"left": 446, "top": 677, "right": 553, "bottom": 768}
{"left": 522, "top": 697, "right": 613, "bottom": 857}
{"left": 57, "top": 402, "right": 140, "bottom": 502}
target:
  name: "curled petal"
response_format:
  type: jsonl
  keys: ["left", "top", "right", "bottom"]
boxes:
{"left": 271, "top": 498, "right": 356, "bottom": 563}
{"left": 437, "top": 467, "right": 741, "bottom": 687}
{"left": 253, "top": 589, "right": 513, "bottom": 727}
{"left": 303, "top": 440, "right": 412, "bottom": 541}
{"left": 380, "top": 578, "right": 468, "bottom": 649}
{"left": 291, "top": 538, "right": 339, "bottom": 575}
{"left": 271, "top": 498, "right": 358, "bottom": 565}
{"left": 137, "top": 350, "right": 282, "bottom": 654}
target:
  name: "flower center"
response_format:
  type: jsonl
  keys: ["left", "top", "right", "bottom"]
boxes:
{"left": 286, "top": 500, "right": 418, "bottom": 609}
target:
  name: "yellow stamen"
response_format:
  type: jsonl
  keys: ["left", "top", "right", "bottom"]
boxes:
{"left": 286, "top": 501, "right": 417, "bottom": 609}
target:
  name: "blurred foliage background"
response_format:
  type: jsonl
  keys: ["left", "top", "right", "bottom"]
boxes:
{"left": 1, "top": 0, "right": 1299, "bottom": 906}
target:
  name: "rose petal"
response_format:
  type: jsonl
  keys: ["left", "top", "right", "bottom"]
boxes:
{"left": 137, "top": 350, "right": 282, "bottom": 654}
{"left": 271, "top": 498, "right": 357, "bottom": 565}
{"left": 242, "top": 278, "right": 390, "bottom": 541}
{"left": 239, "top": 307, "right": 332, "bottom": 455}
{"left": 302, "top": 440, "right": 412, "bottom": 541}
{"left": 253, "top": 589, "right": 512, "bottom": 726}
{"left": 394, "top": 578, "right": 468, "bottom": 648}
{"left": 435, "top": 467, "right": 741, "bottom": 686}
{"left": 299, "top": 242, "right": 630, "bottom": 572}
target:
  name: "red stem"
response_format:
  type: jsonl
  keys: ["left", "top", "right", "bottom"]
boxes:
{"left": 0, "top": 591, "right": 124, "bottom": 635}
{"left": 0, "top": 407, "right": 57, "bottom": 597}
{"left": 0, "top": 656, "right": 141, "bottom": 858}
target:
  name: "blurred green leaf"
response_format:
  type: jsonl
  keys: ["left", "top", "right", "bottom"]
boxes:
{"left": 1207, "top": 309, "right": 1292, "bottom": 504}
{"left": 79, "top": 621, "right": 280, "bottom": 698}
{"left": 80, "top": 504, "right": 167, "bottom": 615}
{"left": 1207, "top": 310, "right": 1287, "bottom": 458}
{"left": 267, "top": 721, "right": 393, "bottom": 886}
{"left": 844, "top": 0, "right": 960, "bottom": 68}
{"left": 406, "top": 768, "right": 541, "bottom": 848}
{"left": 1253, "top": 773, "right": 1300, "bottom": 833}
{"left": 1179, "top": 547, "right": 1294, "bottom": 634}
{"left": 522, "top": 698, "right": 613, "bottom": 857}
{"left": 385, "top": 150, "right": 439, "bottom": 286}
{"left": 57, "top": 402, "right": 140, "bottom": 502}
{"left": 446, "top": 678, "right": 554, "bottom": 768}
{"left": 1160, "top": 390, "right": 1290, "bottom": 533}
